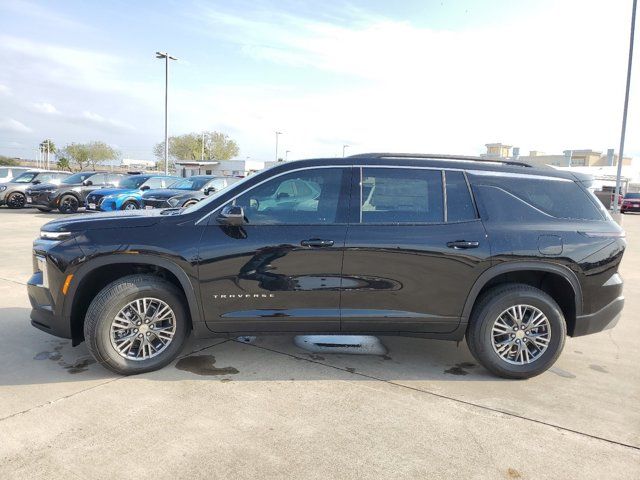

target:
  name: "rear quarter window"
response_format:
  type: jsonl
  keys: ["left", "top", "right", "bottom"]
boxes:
{"left": 469, "top": 173, "right": 604, "bottom": 221}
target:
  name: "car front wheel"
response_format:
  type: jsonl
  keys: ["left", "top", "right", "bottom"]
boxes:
{"left": 465, "top": 284, "right": 566, "bottom": 379}
{"left": 84, "top": 275, "right": 190, "bottom": 375}
{"left": 58, "top": 194, "right": 79, "bottom": 214}
{"left": 121, "top": 200, "right": 138, "bottom": 210}
{"left": 6, "top": 192, "right": 26, "bottom": 209}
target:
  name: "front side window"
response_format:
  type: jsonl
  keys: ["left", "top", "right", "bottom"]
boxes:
{"left": 143, "top": 177, "right": 164, "bottom": 189}
{"left": 62, "top": 172, "right": 94, "bottom": 184}
{"left": 360, "top": 168, "right": 443, "bottom": 223}
{"left": 232, "top": 168, "right": 348, "bottom": 224}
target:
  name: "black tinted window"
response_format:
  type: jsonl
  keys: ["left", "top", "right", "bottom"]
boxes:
{"left": 470, "top": 173, "right": 604, "bottom": 221}
{"left": 445, "top": 171, "right": 476, "bottom": 222}
{"left": 360, "top": 168, "right": 443, "bottom": 223}
{"left": 233, "top": 168, "right": 348, "bottom": 224}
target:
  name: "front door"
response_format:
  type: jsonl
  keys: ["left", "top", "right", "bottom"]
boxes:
{"left": 341, "top": 167, "right": 491, "bottom": 333}
{"left": 199, "top": 166, "right": 352, "bottom": 333}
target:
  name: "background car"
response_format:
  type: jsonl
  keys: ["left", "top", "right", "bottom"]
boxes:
{"left": 621, "top": 193, "right": 640, "bottom": 213}
{"left": 85, "top": 175, "right": 180, "bottom": 211}
{"left": 141, "top": 175, "right": 239, "bottom": 209}
{"left": 26, "top": 172, "right": 125, "bottom": 213}
{"left": 0, "top": 166, "right": 36, "bottom": 183}
{"left": 0, "top": 170, "right": 71, "bottom": 209}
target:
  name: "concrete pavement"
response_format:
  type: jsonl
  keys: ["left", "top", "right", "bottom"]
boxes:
{"left": 0, "top": 208, "right": 638, "bottom": 479}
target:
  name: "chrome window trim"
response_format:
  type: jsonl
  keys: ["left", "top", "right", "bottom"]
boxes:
{"left": 442, "top": 170, "right": 448, "bottom": 222}
{"left": 195, "top": 163, "right": 573, "bottom": 224}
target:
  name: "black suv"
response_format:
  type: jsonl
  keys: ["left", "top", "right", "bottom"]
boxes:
{"left": 141, "top": 175, "right": 239, "bottom": 209}
{"left": 26, "top": 171, "right": 126, "bottom": 213}
{"left": 27, "top": 154, "right": 625, "bottom": 378}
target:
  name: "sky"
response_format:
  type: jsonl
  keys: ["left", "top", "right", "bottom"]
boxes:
{"left": 0, "top": 0, "right": 638, "bottom": 162}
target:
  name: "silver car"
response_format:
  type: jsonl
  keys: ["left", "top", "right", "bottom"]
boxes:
{"left": 0, "top": 170, "right": 71, "bottom": 209}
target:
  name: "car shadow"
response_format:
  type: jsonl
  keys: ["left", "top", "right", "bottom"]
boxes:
{"left": 0, "top": 307, "right": 499, "bottom": 387}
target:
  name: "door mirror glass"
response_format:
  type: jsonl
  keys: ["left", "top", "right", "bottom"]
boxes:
{"left": 140, "top": 185, "right": 150, "bottom": 191}
{"left": 217, "top": 204, "right": 246, "bottom": 226}
{"left": 32, "top": 180, "right": 41, "bottom": 185}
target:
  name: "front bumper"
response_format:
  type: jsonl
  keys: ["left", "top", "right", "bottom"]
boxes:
{"left": 573, "top": 295, "right": 624, "bottom": 337}
{"left": 27, "top": 272, "right": 71, "bottom": 339}
{"left": 142, "top": 198, "right": 171, "bottom": 209}
{"left": 28, "top": 191, "right": 59, "bottom": 208}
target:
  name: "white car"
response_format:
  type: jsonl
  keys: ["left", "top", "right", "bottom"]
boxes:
{"left": 0, "top": 166, "right": 40, "bottom": 183}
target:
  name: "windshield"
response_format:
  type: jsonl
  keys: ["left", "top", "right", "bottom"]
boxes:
{"left": 118, "top": 176, "right": 149, "bottom": 189}
{"left": 12, "top": 172, "right": 38, "bottom": 183}
{"left": 171, "top": 178, "right": 210, "bottom": 190}
{"left": 62, "top": 172, "right": 94, "bottom": 184}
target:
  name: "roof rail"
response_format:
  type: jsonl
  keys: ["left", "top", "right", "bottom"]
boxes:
{"left": 348, "top": 152, "right": 532, "bottom": 167}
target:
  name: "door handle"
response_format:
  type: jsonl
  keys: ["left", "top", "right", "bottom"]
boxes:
{"left": 301, "top": 238, "right": 335, "bottom": 247}
{"left": 447, "top": 240, "right": 479, "bottom": 249}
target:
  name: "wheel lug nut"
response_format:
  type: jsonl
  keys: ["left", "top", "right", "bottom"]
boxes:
{"left": 136, "top": 322, "right": 141, "bottom": 326}
{"left": 138, "top": 334, "right": 143, "bottom": 338}
{"left": 516, "top": 339, "right": 520, "bottom": 344}
{"left": 134, "top": 329, "right": 138, "bottom": 333}
{"left": 146, "top": 332, "right": 151, "bottom": 336}
{"left": 511, "top": 334, "right": 515, "bottom": 338}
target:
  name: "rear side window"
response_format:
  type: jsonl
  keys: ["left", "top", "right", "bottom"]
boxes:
{"left": 445, "top": 171, "right": 476, "bottom": 222}
{"left": 470, "top": 173, "right": 604, "bottom": 221}
{"left": 360, "top": 168, "right": 443, "bottom": 223}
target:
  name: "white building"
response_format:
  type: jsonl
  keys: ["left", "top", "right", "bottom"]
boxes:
{"left": 175, "top": 159, "right": 266, "bottom": 177}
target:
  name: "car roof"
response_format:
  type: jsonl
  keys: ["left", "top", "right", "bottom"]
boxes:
{"left": 267, "top": 153, "right": 582, "bottom": 182}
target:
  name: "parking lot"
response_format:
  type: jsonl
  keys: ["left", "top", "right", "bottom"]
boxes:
{"left": 0, "top": 208, "right": 638, "bottom": 479}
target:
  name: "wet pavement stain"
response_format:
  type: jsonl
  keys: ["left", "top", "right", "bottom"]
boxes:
{"left": 549, "top": 366, "right": 576, "bottom": 378}
{"left": 345, "top": 367, "right": 356, "bottom": 373}
{"left": 507, "top": 467, "right": 522, "bottom": 478}
{"left": 589, "top": 364, "right": 608, "bottom": 373}
{"left": 444, "top": 362, "right": 476, "bottom": 376}
{"left": 444, "top": 366, "right": 469, "bottom": 376}
{"left": 175, "top": 355, "right": 239, "bottom": 376}
{"left": 58, "top": 358, "right": 96, "bottom": 374}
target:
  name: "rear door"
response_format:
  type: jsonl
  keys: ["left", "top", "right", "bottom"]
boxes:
{"left": 199, "top": 166, "right": 352, "bottom": 333}
{"left": 341, "top": 167, "right": 491, "bottom": 333}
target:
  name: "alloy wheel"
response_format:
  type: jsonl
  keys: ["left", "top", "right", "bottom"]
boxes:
{"left": 491, "top": 304, "right": 551, "bottom": 365}
{"left": 110, "top": 297, "right": 176, "bottom": 360}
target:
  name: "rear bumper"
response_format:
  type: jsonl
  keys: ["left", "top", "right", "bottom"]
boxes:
{"left": 572, "top": 295, "right": 624, "bottom": 337}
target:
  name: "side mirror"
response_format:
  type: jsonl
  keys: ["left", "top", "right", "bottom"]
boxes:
{"left": 217, "top": 205, "right": 246, "bottom": 226}
{"left": 277, "top": 192, "right": 290, "bottom": 199}
{"left": 32, "top": 180, "right": 41, "bottom": 185}
{"left": 140, "top": 185, "right": 150, "bottom": 191}
{"left": 83, "top": 180, "right": 93, "bottom": 186}
{"left": 204, "top": 187, "right": 216, "bottom": 196}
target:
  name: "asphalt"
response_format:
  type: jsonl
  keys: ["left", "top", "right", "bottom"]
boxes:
{"left": 0, "top": 208, "right": 638, "bottom": 479}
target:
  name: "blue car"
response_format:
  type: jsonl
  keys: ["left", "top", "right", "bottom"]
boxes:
{"left": 85, "top": 175, "right": 180, "bottom": 211}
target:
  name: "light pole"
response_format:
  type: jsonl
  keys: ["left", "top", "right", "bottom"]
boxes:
{"left": 156, "top": 51, "right": 178, "bottom": 175}
{"left": 285, "top": 150, "right": 290, "bottom": 161}
{"left": 201, "top": 131, "right": 205, "bottom": 161}
{"left": 275, "top": 131, "right": 282, "bottom": 161}
{"left": 614, "top": 0, "right": 637, "bottom": 214}
{"left": 342, "top": 144, "right": 350, "bottom": 158}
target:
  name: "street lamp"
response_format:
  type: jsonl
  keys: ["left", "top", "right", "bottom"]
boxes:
{"left": 285, "top": 150, "right": 291, "bottom": 161}
{"left": 156, "top": 51, "right": 178, "bottom": 175}
{"left": 275, "top": 131, "right": 283, "bottom": 161}
{"left": 342, "top": 144, "right": 350, "bottom": 158}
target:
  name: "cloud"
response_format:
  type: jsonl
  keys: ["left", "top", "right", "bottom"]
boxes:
{"left": 0, "top": 118, "right": 32, "bottom": 133}
{"left": 31, "top": 102, "right": 59, "bottom": 114}
{"left": 77, "top": 111, "right": 135, "bottom": 133}
{"left": 0, "top": 84, "right": 10, "bottom": 96}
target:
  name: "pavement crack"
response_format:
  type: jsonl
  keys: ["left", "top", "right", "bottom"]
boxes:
{"left": 235, "top": 340, "right": 640, "bottom": 453}
{"left": 0, "top": 277, "right": 27, "bottom": 286}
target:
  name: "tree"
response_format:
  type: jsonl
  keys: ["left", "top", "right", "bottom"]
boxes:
{"left": 0, "top": 155, "right": 19, "bottom": 166}
{"left": 60, "top": 141, "right": 119, "bottom": 170}
{"left": 39, "top": 139, "right": 57, "bottom": 155}
{"left": 57, "top": 156, "right": 72, "bottom": 171}
{"left": 154, "top": 131, "right": 239, "bottom": 163}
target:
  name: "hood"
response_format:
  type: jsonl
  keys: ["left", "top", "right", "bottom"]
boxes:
{"left": 142, "top": 188, "right": 196, "bottom": 200}
{"left": 88, "top": 187, "right": 135, "bottom": 197}
{"left": 41, "top": 208, "right": 167, "bottom": 233}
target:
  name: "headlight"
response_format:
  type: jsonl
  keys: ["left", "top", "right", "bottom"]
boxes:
{"left": 167, "top": 197, "right": 181, "bottom": 207}
{"left": 0, "top": 186, "right": 6, "bottom": 192}
{"left": 40, "top": 230, "right": 73, "bottom": 240}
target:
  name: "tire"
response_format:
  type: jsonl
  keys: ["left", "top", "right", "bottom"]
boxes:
{"left": 182, "top": 199, "right": 199, "bottom": 208}
{"left": 58, "top": 194, "right": 79, "bottom": 214}
{"left": 84, "top": 274, "right": 190, "bottom": 375}
{"left": 6, "top": 192, "right": 26, "bottom": 209}
{"left": 465, "top": 283, "right": 566, "bottom": 379}
{"left": 121, "top": 200, "right": 139, "bottom": 211}
{"left": 36, "top": 207, "right": 53, "bottom": 212}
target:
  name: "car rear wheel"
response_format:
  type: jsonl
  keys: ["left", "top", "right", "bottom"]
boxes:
{"left": 58, "top": 194, "right": 79, "bottom": 214}
{"left": 6, "top": 192, "right": 26, "bottom": 209}
{"left": 465, "top": 283, "right": 566, "bottom": 379}
{"left": 84, "top": 274, "right": 189, "bottom": 375}
{"left": 121, "top": 200, "right": 138, "bottom": 210}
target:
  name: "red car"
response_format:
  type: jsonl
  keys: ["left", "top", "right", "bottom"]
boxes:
{"left": 621, "top": 193, "right": 640, "bottom": 213}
